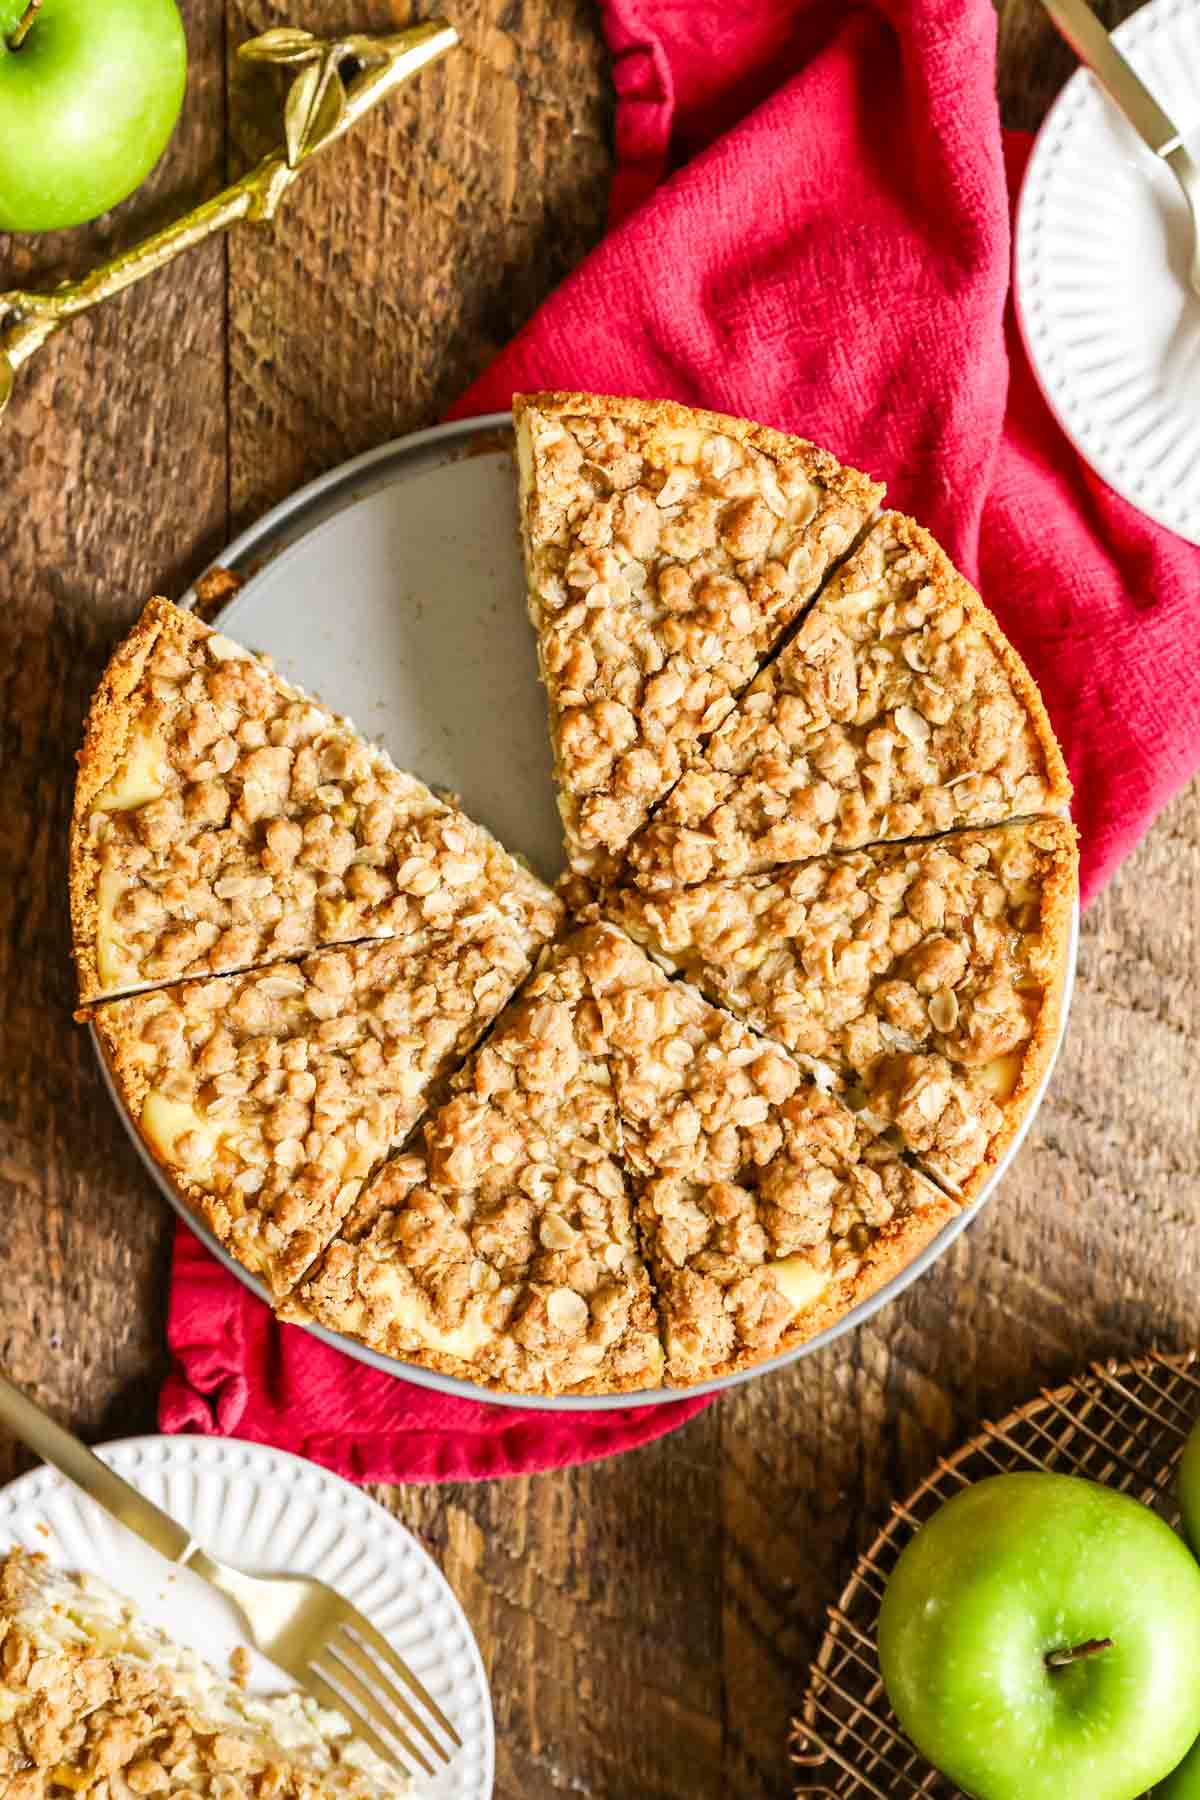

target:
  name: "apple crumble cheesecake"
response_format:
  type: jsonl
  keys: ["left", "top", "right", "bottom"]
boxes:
{"left": 607, "top": 817, "right": 1076, "bottom": 1198}
{"left": 513, "top": 392, "right": 883, "bottom": 876}
{"left": 0, "top": 1549, "right": 404, "bottom": 1797}
{"left": 627, "top": 511, "right": 1072, "bottom": 891}
{"left": 70, "top": 394, "right": 1078, "bottom": 1394}
{"left": 88, "top": 927, "right": 543, "bottom": 1298}
{"left": 70, "top": 597, "right": 560, "bottom": 1003}
{"left": 285, "top": 931, "right": 663, "bottom": 1394}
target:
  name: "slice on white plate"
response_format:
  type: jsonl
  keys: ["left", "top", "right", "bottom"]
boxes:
{"left": 0, "top": 1437, "right": 494, "bottom": 1800}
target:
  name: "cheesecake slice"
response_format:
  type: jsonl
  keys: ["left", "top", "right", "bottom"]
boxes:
{"left": 628, "top": 512, "right": 1072, "bottom": 890}
{"left": 90, "top": 924, "right": 541, "bottom": 1298}
{"left": 0, "top": 1548, "right": 405, "bottom": 1797}
{"left": 286, "top": 930, "right": 663, "bottom": 1395}
{"left": 71, "top": 597, "right": 560, "bottom": 1002}
{"left": 608, "top": 818, "right": 1077, "bottom": 1199}
{"left": 513, "top": 392, "right": 883, "bottom": 876}
{"left": 588, "top": 924, "right": 959, "bottom": 1383}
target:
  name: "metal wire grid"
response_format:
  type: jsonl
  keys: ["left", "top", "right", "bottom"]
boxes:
{"left": 790, "top": 1352, "right": 1200, "bottom": 1798}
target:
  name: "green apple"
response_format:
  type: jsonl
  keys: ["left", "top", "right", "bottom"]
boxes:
{"left": 0, "top": 0, "right": 187, "bottom": 232}
{"left": 1177, "top": 1415, "right": 1200, "bottom": 1557}
{"left": 1156, "top": 1734, "right": 1200, "bottom": 1796}
{"left": 878, "top": 1472, "right": 1200, "bottom": 1800}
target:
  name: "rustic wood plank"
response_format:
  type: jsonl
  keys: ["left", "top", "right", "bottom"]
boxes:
{"left": 0, "top": 0, "right": 227, "bottom": 1484}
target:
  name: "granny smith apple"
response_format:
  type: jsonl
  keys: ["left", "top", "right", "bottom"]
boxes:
{"left": 878, "top": 1472, "right": 1200, "bottom": 1800}
{"left": 1177, "top": 1414, "right": 1200, "bottom": 1557}
{"left": 1156, "top": 1733, "right": 1200, "bottom": 1797}
{"left": 0, "top": 0, "right": 187, "bottom": 232}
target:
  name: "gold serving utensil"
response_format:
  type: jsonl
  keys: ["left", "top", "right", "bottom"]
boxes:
{"left": 0, "top": 18, "right": 458, "bottom": 420}
{"left": 1041, "top": 0, "right": 1200, "bottom": 300}
{"left": 0, "top": 1370, "right": 460, "bottom": 1780}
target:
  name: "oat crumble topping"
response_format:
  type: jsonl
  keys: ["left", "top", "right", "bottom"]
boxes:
{"left": 287, "top": 934, "right": 662, "bottom": 1395}
{"left": 609, "top": 818, "right": 1076, "bottom": 1195}
{"left": 293, "top": 925, "right": 955, "bottom": 1386}
{"left": 0, "top": 1550, "right": 404, "bottom": 1798}
{"left": 582, "top": 925, "right": 955, "bottom": 1380}
{"left": 92, "top": 926, "right": 541, "bottom": 1299}
{"left": 513, "top": 393, "right": 883, "bottom": 875}
{"left": 628, "top": 511, "right": 1071, "bottom": 891}
{"left": 71, "top": 598, "right": 559, "bottom": 1002}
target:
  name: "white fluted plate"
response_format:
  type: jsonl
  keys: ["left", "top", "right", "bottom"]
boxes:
{"left": 0, "top": 1435, "right": 493, "bottom": 1799}
{"left": 1015, "top": 0, "right": 1200, "bottom": 544}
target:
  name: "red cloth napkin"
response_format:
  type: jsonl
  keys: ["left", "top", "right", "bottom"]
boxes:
{"left": 161, "top": 0, "right": 1200, "bottom": 1479}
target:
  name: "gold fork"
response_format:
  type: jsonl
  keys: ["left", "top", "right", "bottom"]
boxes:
{"left": 0, "top": 1372, "right": 460, "bottom": 1782}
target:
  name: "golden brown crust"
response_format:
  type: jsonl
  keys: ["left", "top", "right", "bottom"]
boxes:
{"left": 69, "top": 599, "right": 203, "bottom": 1005}
{"left": 948, "top": 817, "right": 1077, "bottom": 1200}
{"left": 512, "top": 390, "right": 885, "bottom": 516}
{"left": 904, "top": 516, "right": 1071, "bottom": 816}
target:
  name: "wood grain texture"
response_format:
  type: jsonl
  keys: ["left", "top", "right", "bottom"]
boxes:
{"left": 0, "top": 3, "right": 1196, "bottom": 1798}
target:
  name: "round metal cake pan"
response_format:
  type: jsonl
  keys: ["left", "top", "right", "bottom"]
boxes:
{"left": 93, "top": 412, "right": 1080, "bottom": 1412}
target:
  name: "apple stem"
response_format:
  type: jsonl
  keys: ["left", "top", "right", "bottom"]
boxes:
{"left": 6, "top": 0, "right": 40, "bottom": 51}
{"left": 1044, "top": 1637, "right": 1114, "bottom": 1669}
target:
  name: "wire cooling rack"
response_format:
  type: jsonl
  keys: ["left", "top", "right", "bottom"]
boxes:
{"left": 790, "top": 1351, "right": 1200, "bottom": 1798}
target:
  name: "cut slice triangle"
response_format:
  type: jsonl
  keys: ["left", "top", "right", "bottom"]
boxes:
{"left": 285, "top": 928, "right": 664, "bottom": 1395}
{"left": 627, "top": 511, "right": 1073, "bottom": 891}
{"left": 609, "top": 817, "right": 1078, "bottom": 1199}
{"left": 90, "top": 926, "right": 545, "bottom": 1299}
{"left": 70, "top": 597, "right": 560, "bottom": 1002}
{"left": 513, "top": 391, "right": 884, "bottom": 876}
{"left": 586, "top": 924, "right": 959, "bottom": 1385}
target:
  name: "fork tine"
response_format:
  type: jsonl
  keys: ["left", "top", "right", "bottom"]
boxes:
{"left": 303, "top": 1665, "right": 426, "bottom": 1782}
{"left": 331, "top": 1626, "right": 451, "bottom": 1764}
{"left": 341, "top": 1612, "right": 463, "bottom": 1748}
{"left": 316, "top": 1645, "right": 440, "bottom": 1778}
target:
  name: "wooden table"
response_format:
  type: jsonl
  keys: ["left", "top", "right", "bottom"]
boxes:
{"left": 1, "top": 3, "right": 1195, "bottom": 1795}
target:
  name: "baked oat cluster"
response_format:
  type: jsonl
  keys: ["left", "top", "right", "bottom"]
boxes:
{"left": 0, "top": 1550, "right": 405, "bottom": 1798}
{"left": 71, "top": 391, "right": 1077, "bottom": 1394}
{"left": 513, "top": 392, "right": 884, "bottom": 874}
{"left": 626, "top": 512, "right": 1071, "bottom": 890}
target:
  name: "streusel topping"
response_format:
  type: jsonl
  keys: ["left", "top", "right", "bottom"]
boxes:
{"left": 628, "top": 512, "right": 1071, "bottom": 890}
{"left": 93, "top": 925, "right": 540, "bottom": 1298}
{"left": 72, "top": 598, "right": 559, "bottom": 1001}
{"left": 514, "top": 394, "right": 883, "bottom": 873}
{"left": 287, "top": 935, "right": 663, "bottom": 1395}
{"left": 0, "top": 1550, "right": 404, "bottom": 1798}
{"left": 609, "top": 818, "right": 1076, "bottom": 1195}
{"left": 571, "top": 925, "right": 952, "bottom": 1382}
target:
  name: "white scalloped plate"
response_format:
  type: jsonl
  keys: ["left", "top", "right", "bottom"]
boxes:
{"left": 1016, "top": 0, "right": 1200, "bottom": 544}
{"left": 0, "top": 1436, "right": 494, "bottom": 1799}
